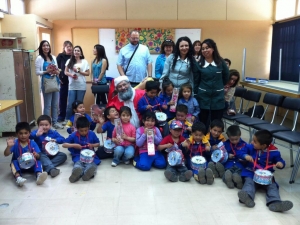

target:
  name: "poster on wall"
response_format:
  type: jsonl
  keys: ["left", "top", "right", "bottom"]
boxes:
{"left": 115, "top": 28, "right": 175, "bottom": 54}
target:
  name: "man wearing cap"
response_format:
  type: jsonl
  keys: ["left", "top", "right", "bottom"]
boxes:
{"left": 117, "top": 30, "right": 153, "bottom": 86}
{"left": 107, "top": 76, "right": 144, "bottom": 127}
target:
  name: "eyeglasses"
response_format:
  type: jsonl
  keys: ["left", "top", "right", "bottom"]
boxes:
{"left": 130, "top": 37, "right": 139, "bottom": 40}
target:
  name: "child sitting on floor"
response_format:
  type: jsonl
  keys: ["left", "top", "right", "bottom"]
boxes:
{"left": 63, "top": 117, "right": 100, "bottom": 183}
{"left": 133, "top": 111, "right": 166, "bottom": 171}
{"left": 30, "top": 115, "right": 67, "bottom": 178}
{"left": 4, "top": 122, "right": 48, "bottom": 187}
{"left": 236, "top": 130, "right": 293, "bottom": 212}
{"left": 158, "top": 120, "right": 192, "bottom": 182}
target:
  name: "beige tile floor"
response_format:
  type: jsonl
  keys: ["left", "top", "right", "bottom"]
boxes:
{"left": 0, "top": 122, "right": 300, "bottom": 225}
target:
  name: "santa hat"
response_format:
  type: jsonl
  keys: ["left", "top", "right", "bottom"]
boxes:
{"left": 114, "top": 76, "right": 129, "bottom": 87}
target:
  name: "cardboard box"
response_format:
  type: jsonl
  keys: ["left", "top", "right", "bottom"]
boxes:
{"left": 0, "top": 37, "right": 24, "bottom": 49}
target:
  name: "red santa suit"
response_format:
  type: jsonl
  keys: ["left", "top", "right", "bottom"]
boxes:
{"left": 107, "top": 76, "right": 145, "bottom": 127}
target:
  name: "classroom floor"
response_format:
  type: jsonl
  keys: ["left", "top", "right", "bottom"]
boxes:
{"left": 0, "top": 121, "right": 300, "bottom": 225}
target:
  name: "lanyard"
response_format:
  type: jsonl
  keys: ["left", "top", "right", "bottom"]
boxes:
{"left": 18, "top": 140, "right": 32, "bottom": 156}
{"left": 189, "top": 141, "right": 203, "bottom": 157}
{"left": 76, "top": 132, "right": 89, "bottom": 147}
{"left": 143, "top": 94, "right": 161, "bottom": 112}
{"left": 253, "top": 146, "right": 274, "bottom": 170}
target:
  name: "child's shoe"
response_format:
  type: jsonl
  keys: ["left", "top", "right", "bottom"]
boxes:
{"left": 82, "top": 166, "right": 96, "bottom": 181}
{"left": 50, "top": 168, "right": 60, "bottom": 178}
{"left": 224, "top": 170, "right": 234, "bottom": 189}
{"left": 69, "top": 167, "right": 82, "bottom": 183}
{"left": 164, "top": 170, "right": 178, "bottom": 182}
{"left": 206, "top": 168, "right": 214, "bottom": 185}
{"left": 232, "top": 173, "right": 243, "bottom": 189}
{"left": 124, "top": 160, "right": 131, "bottom": 165}
{"left": 179, "top": 170, "right": 193, "bottom": 182}
{"left": 238, "top": 190, "right": 255, "bottom": 208}
{"left": 197, "top": 168, "right": 206, "bottom": 184}
{"left": 215, "top": 162, "right": 225, "bottom": 178}
{"left": 36, "top": 172, "right": 48, "bottom": 185}
{"left": 111, "top": 162, "right": 117, "bottom": 167}
{"left": 16, "top": 176, "right": 27, "bottom": 187}
{"left": 268, "top": 201, "right": 293, "bottom": 212}
{"left": 208, "top": 162, "right": 219, "bottom": 178}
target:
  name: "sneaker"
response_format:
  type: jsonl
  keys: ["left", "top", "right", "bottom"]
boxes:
{"left": 53, "top": 123, "right": 64, "bottom": 129}
{"left": 36, "top": 172, "right": 48, "bottom": 185}
{"left": 16, "top": 176, "right": 27, "bottom": 187}
{"left": 62, "top": 120, "right": 68, "bottom": 126}
{"left": 197, "top": 168, "right": 206, "bottom": 184}
{"left": 216, "top": 162, "right": 225, "bottom": 178}
{"left": 164, "top": 170, "right": 178, "bottom": 182}
{"left": 50, "top": 168, "right": 60, "bottom": 178}
{"left": 232, "top": 173, "right": 243, "bottom": 189}
{"left": 206, "top": 168, "right": 214, "bottom": 185}
{"left": 69, "top": 167, "right": 82, "bottom": 183}
{"left": 82, "top": 166, "right": 96, "bottom": 181}
{"left": 208, "top": 162, "right": 219, "bottom": 178}
{"left": 238, "top": 190, "right": 255, "bottom": 208}
{"left": 111, "top": 161, "right": 117, "bottom": 167}
{"left": 179, "top": 170, "right": 193, "bottom": 182}
{"left": 124, "top": 160, "right": 131, "bottom": 165}
{"left": 268, "top": 201, "right": 293, "bottom": 212}
{"left": 224, "top": 170, "right": 234, "bottom": 189}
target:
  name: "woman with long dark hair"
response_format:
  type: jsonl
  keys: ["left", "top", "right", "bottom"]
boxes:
{"left": 159, "top": 36, "right": 195, "bottom": 89}
{"left": 64, "top": 45, "right": 90, "bottom": 121}
{"left": 193, "top": 40, "right": 201, "bottom": 62}
{"left": 35, "top": 40, "right": 63, "bottom": 129}
{"left": 56, "top": 40, "right": 73, "bottom": 124}
{"left": 194, "top": 38, "right": 229, "bottom": 125}
{"left": 92, "top": 44, "right": 109, "bottom": 104}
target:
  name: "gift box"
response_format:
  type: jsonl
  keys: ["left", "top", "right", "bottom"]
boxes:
{"left": 0, "top": 37, "right": 24, "bottom": 49}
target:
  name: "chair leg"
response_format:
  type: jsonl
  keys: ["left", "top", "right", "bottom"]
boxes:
{"left": 290, "top": 143, "right": 294, "bottom": 167}
{"left": 223, "top": 119, "right": 227, "bottom": 130}
{"left": 289, "top": 146, "right": 300, "bottom": 184}
{"left": 248, "top": 127, "right": 252, "bottom": 143}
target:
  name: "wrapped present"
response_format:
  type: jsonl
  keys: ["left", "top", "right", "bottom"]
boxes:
{"left": 170, "top": 88, "right": 179, "bottom": 112}
{"left": 114, "top": 118, "right": 124, "bottom": 143}
{"left": 147, "top": 129, "right": 155, "bottom": 156}
{"left": 90, "top": 104, "right": 104, "bottom": 122}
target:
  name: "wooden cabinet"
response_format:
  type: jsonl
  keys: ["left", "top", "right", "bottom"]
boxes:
{"left": 0, "top": 50, "right": 35, "bottom": 132}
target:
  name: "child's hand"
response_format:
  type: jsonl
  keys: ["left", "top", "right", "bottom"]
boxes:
{"left": 186, "top": 127, "right": 192, "bottom": 132}
{"left": 121, "top": 133, "right": 128, "bottom": 140}
{"left": 182, "top": 139, "right": 190, "bottom": 148}
{"left": 144, "top": 128, "right": 148, "bottom": 135}
{"left": 191, "top": 116, "right": 196, "bottom": 123}
{"left": 6, "top": 137, "right": 15, "bottom": 147}
{"left": 205, "top": 146, "right": 210, "bottom": 151}
{"left": 87, "top": 144, "right": 94, "bottom": 150}
{"left": 146, "top": 105, "right": 152, "bottom": 109}
{"left": 73, "top": 144, "right": 83, "bottom": 149}
{"left": 169, "top": 101, "right": 175, "bottom": 106}
{"left": 162, "top": 105, "right": 168, "bottom": 110}
{"left": 275, "top": 162, "right": 284, "bottom": 169}
{"left": 98, "top": 115, "right": 105, "bottom": 124}
{"left": 165, "top": 143, "right": 173, "bottom": 149}
{"left": 211, "top": 145, "right": 218, "bottom": 150}
{"left": 229, "top": 153, "right": 235, "bottom": 159}
{"left": 112, "top": 138, "right": 122, "bottom": 145}
{"left": 50, "top": 139, "right": 56, "bottom": 142}
{"left": 32, "top": 152, "right": 39, "bottom": 159}
{"left": 245, "top": 155, "right": 254, "bottom": 163}
{"left": 36, "top": 126, "right": 44, "bottom": 136}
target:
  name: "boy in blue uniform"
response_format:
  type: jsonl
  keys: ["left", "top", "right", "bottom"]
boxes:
{"left": 216, "top": 125, "right": 246, "bottom": 189}
{"left": 137, "top": 81, "right": 162, "bottom": 114}
{"left": 205, "top": 119, "right": 226, "bottom": 178}
{"left": 30, "top": 115, "right": 67, "bottom": 177}
{"left": 4, "top": 122, "right": 48, "bottom": 187}
{"left": 237, "top": 130, "right": 293, "bottom": 212}
{"left": 63, "top": 117, "right": 101, "bottom": 183}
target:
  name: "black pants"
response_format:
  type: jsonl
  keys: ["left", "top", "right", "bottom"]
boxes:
{"left": 93, "top": 84, "right": 108, "bottom": 105}
{"left": 130, "top": 82, "right": 139, "bottom": 88}
{"left": 199, "top": 109, "right": 224, "bottom": 129}
{"left": 58, "top": 84, "right": 68, "bottom": 121}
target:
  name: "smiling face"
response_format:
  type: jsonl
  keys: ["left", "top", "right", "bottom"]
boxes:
{"left": 120, "top": 111, "right": 131, "bottom": 123}
{"left": 38, "top": 120, "right": 51, "bottom": 134}
{"left": 42, "top": 42, "right": 50, "bottom": 54}
{"left": 192, "top": 130, "right": 205, "bottom": 143}
{"left": 164, "top": 45, "right": 173, "bottom": 56}
{"left": 107, "top": 108, "right": 119, "bottom": 120}
{"left": 201, "top": 43, "right": 214, "bottom": 59}
{"left": 179, "top": 40, "right": 189, "bottom": 57}
{"left": 194, "top": 43, "right": 201, "bottom": 54}
{"left": 143, "top": 117, "right": 156, "bottom": 129}
{"left": 74, "top": 104, "right": 85, "bottom": 115}
{"left": 73, "top": 47, "right": 81, "bottom": 58}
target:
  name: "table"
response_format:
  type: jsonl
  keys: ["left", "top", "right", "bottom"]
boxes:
{"left": 0, "top": 100, "right": 23, "bottom": 136}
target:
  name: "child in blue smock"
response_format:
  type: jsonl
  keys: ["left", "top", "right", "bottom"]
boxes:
{"left": 158, "top": 79, "right": 176, "bottom": 121}
{"left": 63, "top": 117, "right": 100, "bottom": 183}
{"left": 137, "top": 81, "right": 162, "bottom": 114}
{"left": 4, "top": 122, "right": 48, "bottom": 187}
{"left": 30, "top": 115, "right": 67, "bottom": 178}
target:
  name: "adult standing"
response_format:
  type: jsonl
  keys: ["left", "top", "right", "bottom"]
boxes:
{"left": 193, "top": 40, "right": 201, "bottom": 62}
{"left": 117, "top": 30, "right": 152, "bottom": 86}
{"left": 64, "top": 46, "right": 90, "bottom": 121}
{"left": 92, "top": 44, "right": 109, "bottom": 105}
{"left": 155, "top": 39, "right": 175, "bottom": 79}
{"left": 35, "top": 40, "right": 63, "bottom": 129}
{"left": 56, "top": 40, "right": 73, "bottom": 124}
{"left": 194, "top": 38, "right": 229, "bottom": 124}
{"left": 159, "top": 36, "right": 195, "bottom": 89}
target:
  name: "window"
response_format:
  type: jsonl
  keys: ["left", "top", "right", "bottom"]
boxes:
{"left": 0, "top": 0, "right": 8, "bottom": 13}
{"left": 276, "top": 0, "right": 296, "bottom": 20}
{"left": 11, "top": 0, "right": 25, "bottom": 15}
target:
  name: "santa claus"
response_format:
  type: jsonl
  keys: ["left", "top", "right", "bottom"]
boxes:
{"left": 107, "top": 76, "right": 145, "bottom": 127}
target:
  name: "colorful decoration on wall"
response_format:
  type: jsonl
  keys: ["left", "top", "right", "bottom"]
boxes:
{"left": 115, "top": 28, "right": 175, "bottom": 54}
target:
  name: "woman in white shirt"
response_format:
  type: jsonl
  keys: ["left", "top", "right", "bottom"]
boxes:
{"left": 64, "top": 45, "right": 90, "bottom": 121}
{"left": 35, "top": 40, "right": 63, "bottom": 129}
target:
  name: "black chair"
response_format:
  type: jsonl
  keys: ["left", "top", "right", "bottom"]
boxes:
{"left": 223, "top": 89, "right": 261, "bottom": 127}
{"left": 91, "top": 84, "right": 109, "bottom": 108}
{"left": 235, "top": 93, "right": 284, "bottom": 142}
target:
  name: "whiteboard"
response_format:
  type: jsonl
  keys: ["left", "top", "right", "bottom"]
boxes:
{"left": 99, "top": 29, "right": 201, "bottom": 78}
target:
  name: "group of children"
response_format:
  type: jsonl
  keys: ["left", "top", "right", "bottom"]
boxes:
{"left": 3, "top": 78, "right": 293, "bottom": 213}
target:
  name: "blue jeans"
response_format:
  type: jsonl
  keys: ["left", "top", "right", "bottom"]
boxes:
{"left": 113, "top": 145, "right": 135, "bottom": 164}
{"left": 66, "top": 90, "right": 86, "bottom": 120}
{"left": 42, "top": 90, "right": 59, "bottom": 123}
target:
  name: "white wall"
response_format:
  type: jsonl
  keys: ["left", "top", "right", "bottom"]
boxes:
{"left": 99, "top": 29, "right": 201, "bottom": 78}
